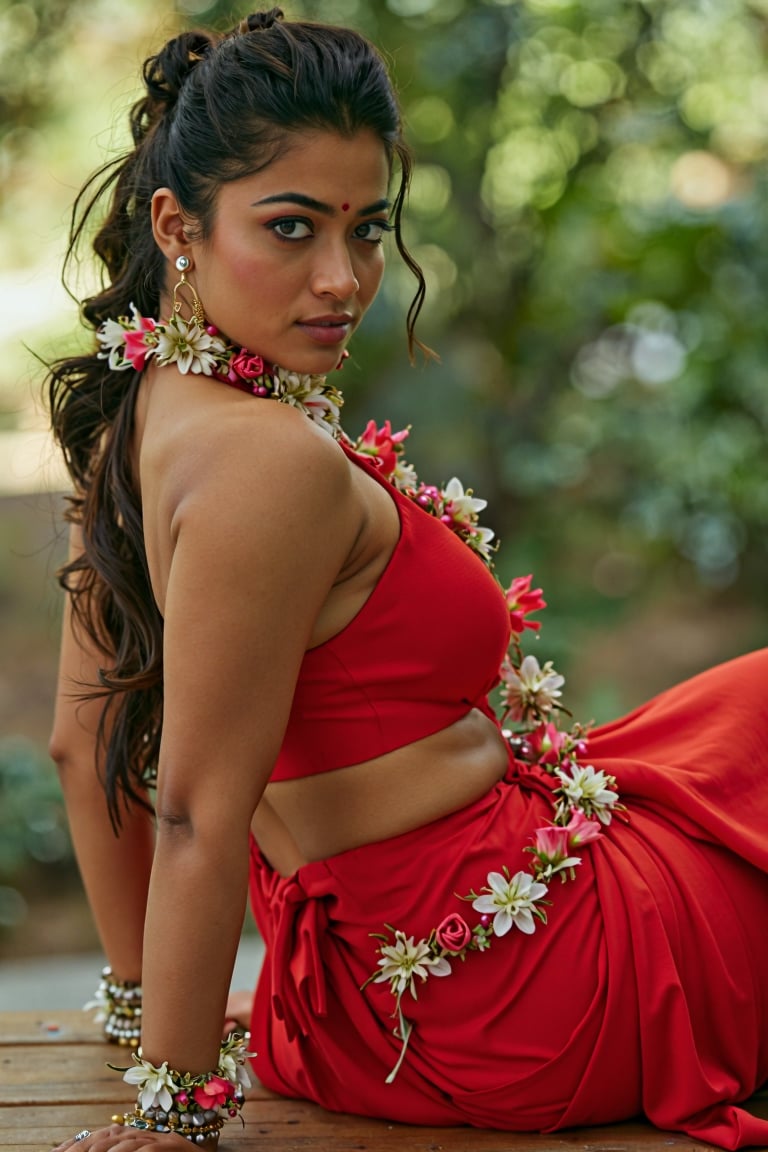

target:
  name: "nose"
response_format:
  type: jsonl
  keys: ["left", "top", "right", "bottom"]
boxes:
{"left": 311, "top": 240, "right": 360, "bottom": 300}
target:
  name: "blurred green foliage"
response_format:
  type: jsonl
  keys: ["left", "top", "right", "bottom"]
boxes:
{"left": 0, "top": 737, "right": 74, "bottom": 936}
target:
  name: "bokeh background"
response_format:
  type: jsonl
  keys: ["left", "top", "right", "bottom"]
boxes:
{"left": 2, "top": 0, "right": 768, "bottom": 970}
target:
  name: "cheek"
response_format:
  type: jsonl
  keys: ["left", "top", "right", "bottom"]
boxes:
{"left": 360, "top": 252, "right": 386, "bottom": 303}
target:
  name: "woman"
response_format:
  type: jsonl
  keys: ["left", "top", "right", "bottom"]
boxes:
{"left": 47, "top": 10, "right": 768, "bottom": 1152}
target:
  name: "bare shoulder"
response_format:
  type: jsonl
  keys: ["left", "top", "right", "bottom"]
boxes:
{"left": 167, "top": 397, "right": 357, "bottom": 567}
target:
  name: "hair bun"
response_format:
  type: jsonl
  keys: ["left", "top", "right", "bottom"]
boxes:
{"left": 132, "top": 30, "right": 216, "bottom": 142}
{"left": 238, "top": 8, "right": 284, "bottom": 34}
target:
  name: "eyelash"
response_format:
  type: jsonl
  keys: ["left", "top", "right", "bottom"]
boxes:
{"left": 266, "top": 217, "right": 394, "bottom": 244}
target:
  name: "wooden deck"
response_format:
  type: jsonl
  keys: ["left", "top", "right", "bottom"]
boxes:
{"left": 2, "top": 1011, "right": 766, "bottom": 1152}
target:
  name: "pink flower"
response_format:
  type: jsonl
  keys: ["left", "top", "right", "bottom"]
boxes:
{"left": 192, "top": 1075, "right": 234, "bottom": 1110}
{"left": 355, "top": 419, "right": 409, "bottom": 477}
{"left": 533, "top": 825, "right": 571, "bottom": 862}
{"left": 529, "top": 825, "right": 582, "bottom": 878}
{"left": 527, "top": 721, "right": 566, "bottom": 766}
{"left": 123, "top": 317, "right": 156, "bottom": 371}
{"left": 504, "top": 575, "right": 546, "bottom": 634}
{"left": 230, "top": 348, "right": 266, "bottom": 381}
{"left": 565, "top": 808, "right": 602, "bottom": 847}
{"left": 435, "top": 913, "right": 472, "bottom": 953}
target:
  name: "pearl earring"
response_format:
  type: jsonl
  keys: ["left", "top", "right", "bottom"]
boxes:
{"left": 175, "top": 255, "right": 190, "bottom": 272}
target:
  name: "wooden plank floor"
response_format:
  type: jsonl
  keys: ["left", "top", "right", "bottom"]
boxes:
{"left": 2, "top": 1012, "right": 766, "bottom": 1152}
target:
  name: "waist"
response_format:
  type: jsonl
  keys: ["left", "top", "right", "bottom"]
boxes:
{"left": 256, "top": 708, "right": 509, "bottom": 873}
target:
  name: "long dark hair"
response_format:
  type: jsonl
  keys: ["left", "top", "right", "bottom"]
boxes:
{"left": 48, "top": 8, "right": 426, "bottom": 826}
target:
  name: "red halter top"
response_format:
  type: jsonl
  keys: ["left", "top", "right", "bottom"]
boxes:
{"left": 270, "top": 439, "right": 510, "bottom": 780}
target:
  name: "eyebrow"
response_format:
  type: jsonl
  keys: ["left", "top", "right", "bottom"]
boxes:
{"left": 252, "top": 193, "right": 391, "bottom": 216}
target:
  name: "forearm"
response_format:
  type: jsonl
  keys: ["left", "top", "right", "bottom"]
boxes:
{"left": 58, "top": 756, "right": 154, "bottom": 980}
{"left": 52, "top": 523, "right": 155, "bottom": 981}
{"left": 140, "top": 821, "right": 249, "bottom": 1073}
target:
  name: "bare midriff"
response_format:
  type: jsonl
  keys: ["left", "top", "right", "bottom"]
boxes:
{"left": 255, "top": 708, "right": 509, "bottom": 875}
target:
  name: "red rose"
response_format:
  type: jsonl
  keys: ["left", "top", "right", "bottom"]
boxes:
{"left": 230, "top": 349, "right": 265, "bottom": 380}
{"left": 435, "top": 913, "right": 472, "bottom": 953}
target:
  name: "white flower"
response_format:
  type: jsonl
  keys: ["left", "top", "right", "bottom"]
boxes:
{"left": 472, "top": 870, "right": 549, "bottom": 937}
{"left": 155, "top": 317, "right": 225, "bottom": 375}
{"left": 82, "top": 985, "right": 108, "bottom": 1022}
{"left": 96, "top": 318, "right": 130, "bottom": 368}
{"left": 374, "top": 931, "right": 451, "bottom": 998}
{"left": 467, "top": 524, "right": 496, "bottom": 561}
{"left": 501, "top": 654, "right": 565, "bottom": 722}
{"left": 273, "top": 369, "right": 343, "bottom": 437}
{"left": 123, "top": 1055, "right": 179, "bottom": 1112}
{"left": 443, "top": 476, "right": 487, "bottom": 524}
{"left": 556, "top": 764, "right": 619, "bottom": 824}
{"left": 218, "top": 1041, "right": 253, "bottom": 1091}
{"left": 391, "top": 459, "right": 419, "bottom": 492}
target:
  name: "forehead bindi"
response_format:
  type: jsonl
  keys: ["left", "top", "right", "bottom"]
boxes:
{"left": 251, "top": 191, "right": 390, "bottom": 218}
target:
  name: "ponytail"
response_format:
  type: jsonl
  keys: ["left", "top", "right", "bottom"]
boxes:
{"left": 47, "top": 11, "right": 427, "bottom": 824}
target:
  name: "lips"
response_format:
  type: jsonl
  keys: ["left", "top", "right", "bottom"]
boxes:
{"left": 296, "top": 314, "right": 354, "bottom": 345}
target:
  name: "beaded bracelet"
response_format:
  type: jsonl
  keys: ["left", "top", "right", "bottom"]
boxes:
{"left": 84, "top": 965, "right": 142, "bottom": 1047}
{"left": 114, "top": 1107, "right": 225, "bottom": 1144}
{"left": 110, "top": 1033, "right": 253, "bottom": 1144}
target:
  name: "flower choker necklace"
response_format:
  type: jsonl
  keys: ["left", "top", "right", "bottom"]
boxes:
{"left": 96, "top": 304, "right": 496, "bottom": 563}
{"left": 97, "top": 304, "right": 344, "bottom": 439}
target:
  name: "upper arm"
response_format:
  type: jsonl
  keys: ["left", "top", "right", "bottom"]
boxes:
{"left": 155, "top": 419, "right": 357, "bottom": 831}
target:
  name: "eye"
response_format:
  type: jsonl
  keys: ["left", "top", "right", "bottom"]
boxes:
{"left": 353, "top": 220, "right": 393, "bottom": 244}
{"left": 267, "top": 218, "right": 313, "bottom": 240}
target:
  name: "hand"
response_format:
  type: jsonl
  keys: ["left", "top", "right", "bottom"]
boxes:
{"left": 223, "top": 988, "right": 253, "bottom": 1037}
{"left": 53, "top": 1124, "right": 194, "bottom": 1152}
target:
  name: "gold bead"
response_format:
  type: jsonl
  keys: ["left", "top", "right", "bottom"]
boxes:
{"left": 112, "top": 1115, "right": 126, "bottom": 1125}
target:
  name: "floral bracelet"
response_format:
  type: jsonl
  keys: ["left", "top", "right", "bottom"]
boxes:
{"left": 84, "top": 965, "right": 142, "bottom": 1047}
{"left": 110, "top": 1033, "right": 253, "bottom": 1143}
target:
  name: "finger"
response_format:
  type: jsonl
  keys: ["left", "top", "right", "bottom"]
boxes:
{"left": 52, "top": 1128, "right": 93, "bottom": 1151}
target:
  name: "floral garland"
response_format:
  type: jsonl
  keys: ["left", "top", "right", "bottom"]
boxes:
{"left": 348, "top": 419, "right": 495, "bottom": 564}
{"left": 97, "top": 308, "right": 496, "bottom": 564}
{"left": 363, "top": 575, "right": 622, "bottom": 1083}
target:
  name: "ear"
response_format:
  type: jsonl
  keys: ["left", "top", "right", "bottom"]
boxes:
{"left": 151, "top": 188, "right": 193, "bottom": 263}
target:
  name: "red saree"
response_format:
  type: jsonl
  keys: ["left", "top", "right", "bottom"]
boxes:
{"left": 248, "top": 649, "right": 768, "bottom": 1149}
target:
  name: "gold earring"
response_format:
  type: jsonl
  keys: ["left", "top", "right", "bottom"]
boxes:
{"left": 172, "top": 255, "right": 206, "bottom": 328}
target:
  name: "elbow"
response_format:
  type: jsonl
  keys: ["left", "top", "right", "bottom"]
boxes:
{"left": 48, "top": 725, "right": 100, "bottom": 792}
{"left": 48, "top": 730, "right": 77, "bottom": 780}
{"left": 154, "top": 808, "right": 195, "bottom": 841}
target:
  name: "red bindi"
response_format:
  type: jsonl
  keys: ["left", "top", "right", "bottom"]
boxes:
{"left": 341, "top": 202, "right": 350, "bottom": 212}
